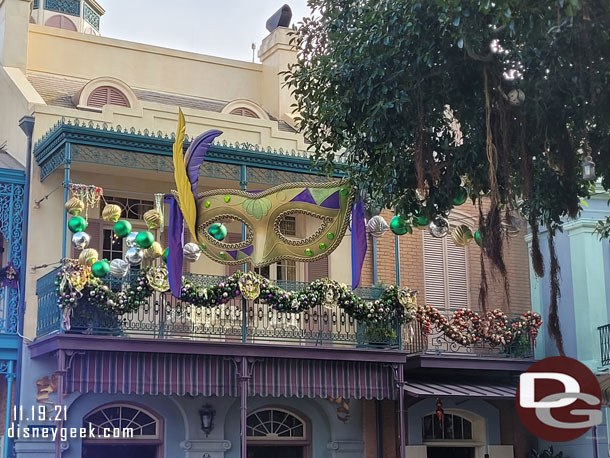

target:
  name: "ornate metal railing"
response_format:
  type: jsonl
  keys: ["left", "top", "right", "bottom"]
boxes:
{"left": 403, "top": 310, "right": 535, "bottom": 358}
{"left": 36, "top": 268, "right": 404, "bottom": 348}
{"left": 599, "top": 324, "right": 610, "bottom": 366}
{"left": 35, "top": 269, "right": 533, "bottom": 357}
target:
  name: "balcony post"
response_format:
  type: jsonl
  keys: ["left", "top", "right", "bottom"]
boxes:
{"left": 3, "top": 361, "right": 14, "bottom": 458}
{"left": 240, "top": 165, "right": 248, "bottom": 343}
{"left": 394, "top": 210, "right": 400, "bottom": 286}
{"left": 61, "top": 143, "right": 72, "bottom": 259}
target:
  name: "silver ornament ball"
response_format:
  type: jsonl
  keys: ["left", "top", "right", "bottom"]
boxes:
{"left": 125, "top": 247, "right": 143, "bottom": 265}
{"left": 429, "top": 216, "right": 449, "bottom": 238}
{"left": 507, "top": 89, "right": 525, "bottom": 106}
{"left": 125, "top": 232, "right": 139, "bottom": 248}
{"left": 183, "top": 242, "right": 202, "bottom": 262}
{"left": 72, "top": 232, "right": 91, "bottom": 250}
{"left": 366, "top": 215, "right": 389, "bottom": 238}
{"left": 109, "top": 259, "right": 129, "bottom": 278}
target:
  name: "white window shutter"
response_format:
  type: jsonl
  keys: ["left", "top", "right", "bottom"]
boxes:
{"left": 423, "top": 230, "right": 448, "bottom": 310}
{"left": 423, "top": 229, "right": 469, "bottom": 310}
{"left": 446, "top": 237, "right": 469, "bottom": 309}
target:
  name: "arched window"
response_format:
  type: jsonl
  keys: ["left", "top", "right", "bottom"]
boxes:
{"left": 247, "top": 408, "right": 306, "bottom": 440}
{"left": 229, "top": 107, "right": 260, "bottom": 118}
{"left": 422, "top": 413, "right": 473, "bottom": 441}
{"left": 423, "top": 227, "right": 470, "bottom": 310}
{"left": 83, "top": 404, "right": 160, "bottom": 439}
{"left": 44, "top": 15, "right": 77, "bottom": 31}
{"left": 87, "top": 86, "right": 131, "bottom": 109}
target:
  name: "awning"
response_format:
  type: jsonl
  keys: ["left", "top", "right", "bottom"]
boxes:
{"left": 404, "top": 380, "right": 516, "bottom": 399}
{"left": 66, "top": 351, "right": 395, "bottom": 400}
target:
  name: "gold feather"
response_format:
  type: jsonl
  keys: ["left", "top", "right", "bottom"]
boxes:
{"left": 173, "top": 109, "right": 198, "bottom": 241}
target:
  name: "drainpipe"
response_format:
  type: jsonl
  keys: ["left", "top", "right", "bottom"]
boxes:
{"left": 593, "top": 425, "right": 599, "bottom": 458}
{"left": 3, "top": 360, "right": 14, "bottom": 458}
{"left": 397, "top": 364, "right": 406, "bottom": 458}
{"left": 12, "top": 116, "right": 34, "bottom": 458}
{"left": 394, "top": 210, "right": 400, "bottom": 286}
{"left": 372, "top": 237, "right": 378, "bottom": 285}
{"left": 375, "top": 400, "right": 383, "bottom": 458}
{"left": 61, "top": 143, "right": 71, "bottom": 259}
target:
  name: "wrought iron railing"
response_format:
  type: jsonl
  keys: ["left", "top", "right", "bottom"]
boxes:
{"left": 403, "top": 310, "right": 535, "bottom": 358}
{"left": 35, "top": 268, "right": 533, "bottom": 357}
{"left": 599, "top": 324, "right": 610, "bottom": 365}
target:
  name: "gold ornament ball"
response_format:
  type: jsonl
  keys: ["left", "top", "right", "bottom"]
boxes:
{"left": 102, "top": 204, "right": 122, "bottom": 223}
{"left": 143, "top": 209, "right": 162, "bottom": 230}
{"left": 451, "top": 225, "right": 474, "bottom": 247}
{"left": 144, "top": 241, "right": 164, "bottom": 259}
{"left": 65, "top": 197, "right": 85, "bottom": 216}
{"left": 79, "top": 248, "right": 99, "bottom": 267}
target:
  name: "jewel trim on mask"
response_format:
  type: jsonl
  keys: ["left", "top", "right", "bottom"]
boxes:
{"left": 198, "top": 214, "right": 254, "bottom": 249}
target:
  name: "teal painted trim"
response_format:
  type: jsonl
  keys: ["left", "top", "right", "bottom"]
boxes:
{"left": 0, "top": 168, "right": 25, "bottom": 185}
{"left": 567, "top": 220, "right": 609, "bottom": 369}
{"left": 34, "top": 123, "right": 346, "bottom": 180}
{"left": 0, "top": 335, "right": 19, "bottom": 357}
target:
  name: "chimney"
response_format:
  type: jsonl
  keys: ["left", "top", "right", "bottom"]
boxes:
{"left": 0, "top": 0, "right": 31, "bottom": 71}
{"left": 258, "top": 5, "right": 297, "bottom": 126}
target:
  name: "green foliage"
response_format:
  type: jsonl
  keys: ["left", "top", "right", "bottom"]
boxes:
{"left": 530, "top": 446, "right": 569, "bottom": 458}
{"left": 286, "top": 0, "right": 610, "bottom": 231}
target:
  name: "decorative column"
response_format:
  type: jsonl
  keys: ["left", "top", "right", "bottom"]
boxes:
{"left": 565, "top": 219, "right": 609, "bottom": 369}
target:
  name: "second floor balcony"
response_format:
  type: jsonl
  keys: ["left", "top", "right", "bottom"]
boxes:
{"left": 36, "top": 267, "right": 535, "bottom": 360}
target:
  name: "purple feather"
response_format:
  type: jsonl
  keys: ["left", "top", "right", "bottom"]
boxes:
{"left": 184, "top": 130, "right": 223, "bottom": 198}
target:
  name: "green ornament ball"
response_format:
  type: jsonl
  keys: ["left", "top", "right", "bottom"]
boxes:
{"left": 208, "top": 223, "right": 227, "bottom": 241}
{"left": 390, "top": 215, "right": 411, "bottom": 236}
{"left": 91, "top": 259, "right": 110, "bottom": 278}
{"left": 414, "top": 214, "right": 429, "bottom": 227}
{"left": 113, "top": 220, "right": 132, "bottom": 238}
{"left": 452, "top": 187, "right": 468, "bottom": 206}
{"left": 474, "top": 230, "right": 484, "bottom": 247}
{"left": 162, "top": 248, "right": 169, "bottom": 263}
{"left": 135, "top": 231, "right": 155, "bottom": 249}
{"left": 68, "top": 216, "right": 87, "bottom": 233}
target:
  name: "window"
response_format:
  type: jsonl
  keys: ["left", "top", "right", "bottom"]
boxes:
{"left": 83, "top": 404, "right": 159, "bottom": 439}
{"left": 105, "top": 196, "right": 154, "bottom": 220}
{"left": 44, "top": 15, "right": 77, "bottom": 31}
{"left": 276, "top": 217, "right": 297, "bottom": 281}
{"left": 87, "top": 86, "right": 131, "bottom": 109}
{"left": 102, "top": 228, "right": 123, "bottom": 261}
{"left": 230, "top": 107, "right": 260, "bottom": 118}
{"left": 423, "top": 228, "right": 469, "bottom": 310}
{"left": 247, "top": 408, "right": 305, "bottom": 440}
{"left": 423, "top": 413, "right": 473, "bottom": 441}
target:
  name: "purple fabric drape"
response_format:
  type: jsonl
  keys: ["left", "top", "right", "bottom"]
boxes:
{"left": 165, "top": 195, "right": 184, "bottom": 297}
{"left": 351, "top": 198, "right": 367, "bottom": 288}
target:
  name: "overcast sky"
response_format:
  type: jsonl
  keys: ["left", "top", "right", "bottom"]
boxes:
{"left": 100, "top": 0, "right": 310, "bottom": 62}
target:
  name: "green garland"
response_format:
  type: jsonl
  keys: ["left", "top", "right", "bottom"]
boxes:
{"left": 56, "top": 265, "right": 417, "bottom": 324}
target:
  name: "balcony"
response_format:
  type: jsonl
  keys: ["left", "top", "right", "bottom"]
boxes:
{"left": 599, "top": 324, "right": 610, "bottom": 365}
{"left": 36, "top": 267, "right": 534, "bottom": 358}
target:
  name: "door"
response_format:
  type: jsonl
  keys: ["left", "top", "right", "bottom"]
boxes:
{"left": 82, "top": 444, "right": 158, "bottom": 458}
{"left": 248, "top": 445, "right": 304, "bottom": 458}
{"left": 427, "top": 447, "right": 475, "bottom": 458}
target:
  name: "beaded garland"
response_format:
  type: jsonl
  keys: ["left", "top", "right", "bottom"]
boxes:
{"left": 416, "top": 305, "right": 542, "bottom": 347}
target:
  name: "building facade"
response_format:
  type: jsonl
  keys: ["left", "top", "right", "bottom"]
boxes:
{"left": 528, "top": 185, "right": 610, "bottom": 457}
{"left": 1, "top": 1, "right": 538, "bottom": 457}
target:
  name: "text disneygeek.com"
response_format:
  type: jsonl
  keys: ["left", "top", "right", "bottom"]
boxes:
{"left": 7, "top": 423, "right": 134, "bottom": 442}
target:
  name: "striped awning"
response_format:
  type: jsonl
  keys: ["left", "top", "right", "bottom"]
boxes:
{"left": 66, "top": 351, "right": 395, "bottom": 400}
{"left": 404, "top": 380, "right": 516, "bottom": 399}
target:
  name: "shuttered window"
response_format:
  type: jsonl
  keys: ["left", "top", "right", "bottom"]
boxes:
{"left": 229, "top": 107, "right": 259, "bottom": 118}
{"left": 423, "top": 229, "right": 469, "bottom": 310}
{"left": 226, "top": 233, "right": 243, "bottom": 277}
{"left": 87, "top": 86, "right": 131, "bottom": 109}
{"left": 307, "top": 258, "right": 329, "bottom": 281}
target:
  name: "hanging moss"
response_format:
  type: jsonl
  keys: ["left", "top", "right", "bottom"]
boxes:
{"left": 547, "top": 233, "right": 565, "bottom": 356}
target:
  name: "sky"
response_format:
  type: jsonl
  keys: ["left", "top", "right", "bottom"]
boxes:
{"left": 99, "top": 0, "right": 311, "bottom": 62}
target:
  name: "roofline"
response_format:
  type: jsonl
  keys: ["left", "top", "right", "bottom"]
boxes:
{"left": 32, "top": 121, "right": 346, "bottom": 179}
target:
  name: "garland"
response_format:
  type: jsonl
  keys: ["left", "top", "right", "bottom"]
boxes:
{"left": 55, "top": 262, "right": 417, "bottom": 324}
{"left": 55, "top": 261, "right": 543, "bottom": 346}
{"left": 416, "top": 305, "right": 542, "bottom": 347}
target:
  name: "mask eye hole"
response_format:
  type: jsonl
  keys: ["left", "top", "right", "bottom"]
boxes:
{"left": 199, "top": 215, "right": 253, "bottom": 249}
{"left": 274, "top": 210, "right": 333, "bottom": 246}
